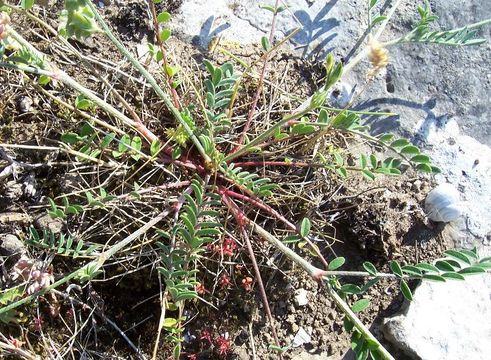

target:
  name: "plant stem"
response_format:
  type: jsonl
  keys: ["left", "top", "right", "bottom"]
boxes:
{"left": 0, "top": 57, "right": 157, "bottom": 142}
{"left": 84, "top": 0, "right": 211, "bottom": 164}
{"left": 0, "top": 211, "right": 169, "bottom": 316}
{"left": 342, "top": 0, "right": 403, "bottom": 78}
{"left": 240, "top": 226, "right": 281, "bottom": 351}
{"left": 235, "top": 0, "right": 281, "bottom": 149}
{"left": 238, "top": 216, "right": 395, "bottom": 359}
{"left": 146, "top": 0, "right": 181, "bottom": 109}
{"left": 221, "top": 187, "right": 330, "bottom": 268}
{"left": 326, "top": 286, "right": 395, "bottom": 360}
{"left": 373, "top": 0, "right": 404, "bottom": 41}
{"left": 224, "top": 107, "right": 312, "bottom": 162}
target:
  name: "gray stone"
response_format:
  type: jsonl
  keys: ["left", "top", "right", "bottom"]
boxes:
{"left": 0, "top": 234, "right": 25, "bottom": 256}
{"left": 34, "top": 214, "right": 64, "bottom": 234}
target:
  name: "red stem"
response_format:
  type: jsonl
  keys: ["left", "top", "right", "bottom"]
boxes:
{"left": 232, "top": 160, "right": 312, "bottom": 168}
{"left": 220, "top": 192, "right": 281, "bottom": 352}
{"left": 219, "top": 187, "right": 329, "bottom": 269}
{"left": 232, "top": 0, "right": 281, "bottom": 152}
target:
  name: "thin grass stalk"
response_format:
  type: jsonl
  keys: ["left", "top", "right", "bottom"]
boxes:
{"left": 83, "top": 0, "right": 211, "bottom": 164}
{"left": 0, "top": 211, "right": 170, "bottom": 316}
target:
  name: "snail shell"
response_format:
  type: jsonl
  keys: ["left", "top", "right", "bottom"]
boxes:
{"left": 328, "top": 82, "right": 353, "bottom": 108}
{"left": 425, "top": 183, "right": 462, "bottom": 222}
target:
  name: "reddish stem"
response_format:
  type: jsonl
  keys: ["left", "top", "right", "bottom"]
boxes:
{"left": 232, "top": 0, "right": 281, "bottom": 152}
{"left": 220, "top": 187, "right": 330, "bottom": 269}
{"left": 147, "top": 0, "right": 181, "bottom": 109}
{"left": 220, "top": 193, "right": 281, "bottom": 352}
{"left": 232, "top": 160, "right": 312, "bottom": 168}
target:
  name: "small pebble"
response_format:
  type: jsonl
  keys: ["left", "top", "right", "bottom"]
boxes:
{"left": 292, "top": 327, "right": 311, "bottom": 347}
{"left": 294, "top": 288, "right": 309, "bottom": 307}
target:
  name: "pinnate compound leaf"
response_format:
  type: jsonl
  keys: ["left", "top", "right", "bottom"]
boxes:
{"left": 390, "top": 260, "right": 403, "bottom": 277}
{"left": 390, "top": 138, "right": 410, "bottom": 148}
{"left": 371, "top": 15, "right": 387, "bottom": 26}
{"left": 459, "top": 248, "right": 478, "bottom": 259}
{"left": 410, "top": 154, "right": 431, "bottom": 164}
{"left": 458, "top": 266, "right": 486, "bottom": 275}
{"left": 400, "top": 145, "right": 420, "bottom": 155}
{"left": 441, "top": 272, "right": 466, "bottom": 281}
{"left": 157, "top": 11, "right": 171, "bottom": 23}
{"left": 362, "top": 169, "right": 375, "bottom": 181}
{"left": 341, "top": 284, "right": 362, "bottom": 294}
{"left": 150, "top": 139, "right": 161, "bottom": 157}
{"left": 401, "top": 265, "right": 422, "bottom": 277}
{"left": 435, "top": 260, "right": 456, "bottom": 272}
{"left": 363, "top": 261, "right": 377, "bottom": 276}
{"left": 261, "top": 36, "right": 271, "bottom": 51}
{"left": 416, "top": 163, "right": 433, "bottom": 173}
{"left": 415, "top": 263, "right": 439, "bottom": 273}
{"left": 21, "top": 0, "right": 34, "bottom": 10}
{"left": 444, "top": 249, "right": 472, "bottom": 265}
{"left": 422, "top": 274, "right": 446, "bottom": 282}
{"left": 159, "top": 28, "right": 172, "bottom": 42}
{"left": 299, "top": 218, "right": 311, "bottom": 237}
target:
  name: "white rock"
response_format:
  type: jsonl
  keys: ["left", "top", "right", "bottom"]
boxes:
{"left": 292, "top": 327, "right": 312, "bottom": 348}
{"left": 384, "top": 267, "right": 491, "bottom": 360}
{"left": 294, "top": 288, "right": 309, "bottom": 307}
{"left": 136, "top": 43, "right": 149, "bottom": 60}
{"left": 425, "top": 183, "right": 462, "bottom": 222}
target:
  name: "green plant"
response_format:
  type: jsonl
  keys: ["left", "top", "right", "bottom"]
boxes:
{"left": 27, "top": 227, "right": 101, "bottom": 258}
{"left": 0, "top": 0, "right": 490, "bottom": 359}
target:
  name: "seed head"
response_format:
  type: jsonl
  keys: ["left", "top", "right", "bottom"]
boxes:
{"left": 368, "top": 38, "right": 389, "bottom": 74}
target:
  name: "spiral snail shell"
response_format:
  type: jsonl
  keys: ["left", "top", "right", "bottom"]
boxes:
{"left": 328, "top": 82, "right": 353, "bottom": 108}
{"left": 425, "top": 183, "right": 462, "bottom": 222}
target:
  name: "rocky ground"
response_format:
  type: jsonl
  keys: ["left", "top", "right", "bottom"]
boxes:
{"left": 169, "top": 0, "right": 491, "bottom": 359}
{"left": 0, "top": 1, "right": 490, "bottom": 359}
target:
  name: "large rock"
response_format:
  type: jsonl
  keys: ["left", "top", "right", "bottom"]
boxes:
{"left": 384, "top": 270, "right": 491, "bottom": 360}
{"left": 171, "top": 0, "right": 363, "bottom": 59}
